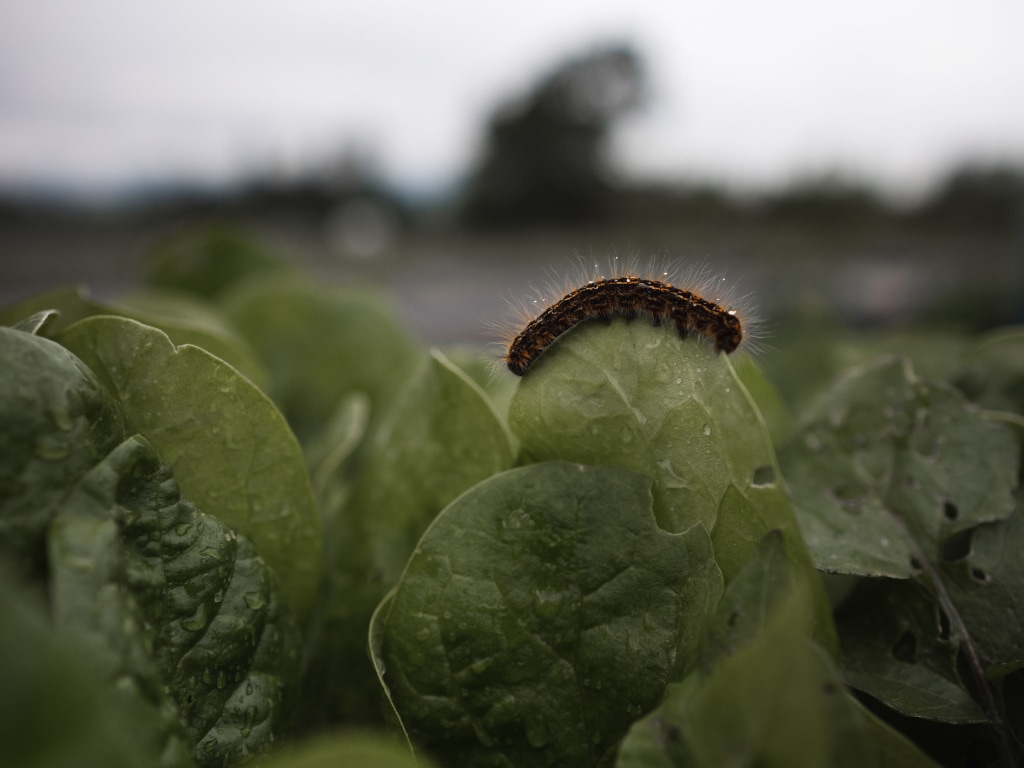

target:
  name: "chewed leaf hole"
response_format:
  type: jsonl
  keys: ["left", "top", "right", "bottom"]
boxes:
{"left": 909, "top": 556, "right": 923, "bottom": 571}
{"left": 940, "top": 529, "right": 973, "bottom": 563}
{"left": 942, "top": 500, "right": 959, "bottom": 521}
{"left": 892, "top": 631, "right": 918, "bottom": 664}
{"left": 751, "top": 465, "right": 775, "bottom": 487}
{"left": 971, "top": 567, "right": 991, "bottom": 583}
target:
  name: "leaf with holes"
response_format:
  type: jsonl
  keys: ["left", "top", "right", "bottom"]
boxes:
{"left": 780, "top": 355, "right": 1018, "bottom": 579}
{"left": 836, "top": 580, "right": 988, "bottom": 724}
{"left": 617, "top": 533, "right": 939, "bottom": 768}
{"left": 507, "top": 318, "right": 835, "bottom": 648}
{"left": 779, "top": 355, "right": 1022, "bottom": 757}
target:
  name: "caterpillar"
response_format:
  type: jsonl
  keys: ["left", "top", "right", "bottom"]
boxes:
{"left": 499, "top": 258, "right": 757, "bottom": 376}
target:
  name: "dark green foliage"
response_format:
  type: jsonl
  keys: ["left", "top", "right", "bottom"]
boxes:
{"left": 3, "top": 232, "right": 1024, "bottom": 767}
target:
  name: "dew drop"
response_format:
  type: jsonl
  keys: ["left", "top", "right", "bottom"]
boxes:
{"left": 51, "top": 408, "right": 74, "bottom": 431}
{"left": 240, "top": 706, "right": 256, "bottom": 738}
{"left": 34, "top": 437, "right": 70, "bottom": 461}
{"left": 182, "top": 603, "right": 208, "bottom": 632}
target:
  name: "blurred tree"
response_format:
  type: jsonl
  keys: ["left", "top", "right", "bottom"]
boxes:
{"left": 755, "top": 174, "right": 889, "bottom": 229}
{"left": 917, "top": 164, "right": 1024, "bottom": 231}
{"left": 461, "top": 43, "right": 644, "bottom": 229}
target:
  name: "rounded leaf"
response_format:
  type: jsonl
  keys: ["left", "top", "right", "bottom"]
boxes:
{"left": 56, "top": 316, "right": 321, "bottom": 615}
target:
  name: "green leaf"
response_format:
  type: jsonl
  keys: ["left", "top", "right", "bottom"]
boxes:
{"left": 0, "top": 569, "right": 172, "bottom": 768}
{"left": 221, "top": 275, "right": 420, "bottom": 443}
{"left": 0, "top": 285, "right": 269, "bottom": 387}
{"left": 337, "top": 350, "right": 515, "bottom": 593}
{"left": 0, "top": 326, "right": 125, "bottom": 581}
{"left": 835, "top": 493, "right": 1024, "bottom": 725}
{"left": 50, "top": 435, "right": 299, "bottom": 767}
{"left": 143, "top": 222, "right": 289, "bottom": 300}
{"left": 507, "top": 318, "right": 835, "bottom": 649}
{"left": 259, "top": 732, "right": 431, "bottom": 768}
{"left": 442, "top": 344, "right": 520, "bottom": 421}
{"left": 304, "top": 391, "right": 372, "bottom": 503}
{"left": 733, "top": 352, "right": 797, "bottom": 447}
{"left": 308, "top": 350, "right": 515, "bottom": 724}
{"left": 617, "top": 574, "right": 939, "bottom": 768}
{"left": 942, "top": 494, "right": 1024, "bottom": 672}
{"left": 113, "top": 288, "right": 271, "bottom": 387}
{"left": 55, "top": 315, "right": 321, "bottom": 616}
{"left": 375, "top": 462, "right": 723, "bottom": 767}
{"left": 781, "top": 355, "right": 1023, "bottom": 754}
{"left": 698, "top": 530, "right": 811, "bottom": 666}
{"left": 780, "top": 355, "right": 1019, "bottom": 579}
{"left": 953, "top": 326, "right": 1024, "bottom": 414}
{"left": 836, "top": 580, "right": 988, "bottom": 724}
{"left": 9, "top": 309, "right": 59, "bottom": 335}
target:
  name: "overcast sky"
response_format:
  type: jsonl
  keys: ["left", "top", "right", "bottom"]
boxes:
{"left": 1, "top": 0, "right": 1023, "bottom": 200}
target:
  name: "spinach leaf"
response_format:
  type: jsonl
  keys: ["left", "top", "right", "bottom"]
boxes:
{"left": 221, "top": 275, "right": 420, "bottom": 444}
{"left": 308, "top": 350, "right": 514, "bottom": 725}
{"left": 258, "top": 732, "right": 431, "bottom": 768}
{"left": 0, "top": 568, "right": 170, "bottom": 768}
{"left": 779, "top": 355, "right": 1022, "bottom": 760}
{"left": 0, "top": 325, "right": 125, "bottom": 580}
{"left": 373, "top": 462, "right": 722, "bottom": 767}
{"left": 57, "top": 316, "right": 322, "bottom": 616}
{"left": 617, "top": 532, "right": 938, "bottom": 768}
{"left": 507, "top": 318, "right": 835, "bottom": 648}
{"left": 51, "top": 434, "right": 299, "bottom": 767}
{"left": 0, "top": 285, "right": 268, "bottom": 387}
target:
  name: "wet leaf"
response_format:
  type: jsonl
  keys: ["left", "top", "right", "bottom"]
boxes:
{"left": 780, "top": 355, "right": 1022, "bottom": 750}
{"left": 0, "top": 326, "right": 125, "bottom": 581}
{"left": 0, "top": 285, "right": 268, "bottom": 386}
{"left": 374, "top": 462, "right": 723, "bottom": 767}
{"left": 308, "top": 350, "right": 515, "bottom": 725}
{"left": 836, "top": 580, "right": 988, "bottom": 724}
{"left": 56, "top": 316, "right": 321, "bottom": 616}
{"left": 50, "top": 435, "right": 299, "bottom": 767}
{"left": 780, "top": 355, "right": 1018, "bottom": 579}
{"left": 507, "top": 318, "right": 835, "bottom": 648}
{"left": 618, "top": 540, "right": 938, "bottom": 768}
{"left": 0, "top": 570, "right": 172, "bottom": 768}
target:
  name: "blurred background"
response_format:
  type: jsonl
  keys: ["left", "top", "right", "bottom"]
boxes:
{"left": 2, "top": 0, "right": 1023, "bottom": 343}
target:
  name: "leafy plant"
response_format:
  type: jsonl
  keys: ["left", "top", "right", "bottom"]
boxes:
{"left": 2, "top": 231, "right": 1023, "bottom": 767}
